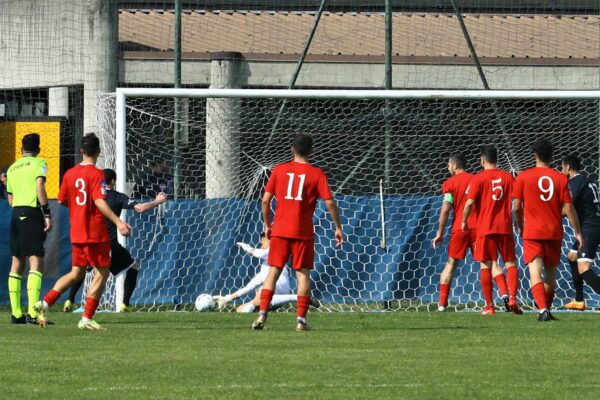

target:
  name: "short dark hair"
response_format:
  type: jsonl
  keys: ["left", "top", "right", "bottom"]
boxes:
{"left": 480, "top": 145, "right": 498, "bottom": 164}
{"left": 104, "top": 168, "right": 117, "bottom": 183}
{"left": 562, "top": 155, "right": 581, "bottom": 172}
{"left": 22, "top": 133, "right": 40, "bottom": 152}
{"left": 532, "top": 138, "right": 554, "bottom": 163}
{"left": 293, "top": 134, "right": 313, "bottom": 157}
{"left": 259, "top": 232, "right": 267, "bottom": 239}
{"left": 449, "top": 153, "right": 466, "bottom": 170}
{"left": 81, "top": 133, "right": 100, "bottom": 156}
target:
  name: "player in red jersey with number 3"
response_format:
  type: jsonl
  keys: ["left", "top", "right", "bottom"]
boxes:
{"left": 513, "top": 139, "right": 583, "bottom": 322}
{"left": 34, "top": 133, "right": 131, "bottom": 330}
{"left": 252, "top": 134, "right": 343, "bottom": 331}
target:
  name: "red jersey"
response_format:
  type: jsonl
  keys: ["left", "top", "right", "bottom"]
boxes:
{"left": 467, "top": 168, "right": 515, "bottom": 237}
{"left": 58, "top": 163, "right": 110, "bottom": 244}
{"left": 513, "top": 167, "right": 572, "bottom": 240}
{"left": 265, "top": 161, "right": 333, "bottom": 240}
{"left": 441, "top": 171, "right": 476, "bottom": 233}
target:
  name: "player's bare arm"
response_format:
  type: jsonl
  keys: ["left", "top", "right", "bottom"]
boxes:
{"left": 461, "top": 198, "right": 475, "bottom": 233}
{"left": 36, "top": 176, "right": 52, "bottom": 232}
{"left": 563, "top": 202, "right": 584, "bottom": 250}
{"left": 432, "top": 200, "right": 451, "bottom": 249}
{"left": 133, "top": 192, "right": 167, "bottom": 213}
{"left": 95, "top": 198, "right": 132, "bottom": 237}
{"left": 513, "top": 198, "right": 524, "bottom": 237}
{"left": 325, "top": 198, "right": 344, "bottom": 245}
{"left": 261, "top": 191, "right": 274, "bottom": 238}
{"left": 7, "top": 192, "right": 12, "bottom": 207}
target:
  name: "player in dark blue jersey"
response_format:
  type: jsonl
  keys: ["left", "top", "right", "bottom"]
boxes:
{"left": 562, "top": 155, "right": 600, "bottom": 310}
{"left": 64, "top": 169, "right": 167, "bottom": 312}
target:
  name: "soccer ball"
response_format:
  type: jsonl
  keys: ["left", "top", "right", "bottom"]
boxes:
{"left": 195, "top": 294, "right": 216, "bottom": 312}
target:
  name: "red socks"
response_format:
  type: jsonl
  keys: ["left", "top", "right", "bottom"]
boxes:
{"left": 83, "top": 297, "right": 100, "bottom": 320}
{"left": 259, "top": 289, "right": 274, "bottom": 312}
{"left": 297, "top": 295, "right": 310, "bottom": 319}
{"left": 480, "top": 269, "right": 493, "bottom": 307}
{"left": 531, "top": 282, "right": 548, "bottom": 311}
{"left": 545, "top": 289, "right": 555, "bottom": 308}
{"left": 506, "top": 266, "right": 519, "bottom": 298}
{"left": 439, "top": 283, "right": 450, "bottom": 307}
{"left": 44, "top": 289, "right": 61, "bottom": 307}
{"left": 494, "top": 274, "right": 509, "bottom": 297}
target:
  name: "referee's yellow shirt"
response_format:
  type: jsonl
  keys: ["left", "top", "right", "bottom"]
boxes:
{"left": 6, "top": 156, "right": 48, "bottom": 208}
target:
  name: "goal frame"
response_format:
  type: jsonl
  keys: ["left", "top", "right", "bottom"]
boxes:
{"left": 112, "top": 88, "right": 600, "bottom": 310}
{"left": 116, "top": 87, "right": 600, "bottom": 197}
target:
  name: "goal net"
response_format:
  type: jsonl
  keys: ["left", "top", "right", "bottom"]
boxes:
{"left": 95, "top": 89, "right": 600, "bottom": 312}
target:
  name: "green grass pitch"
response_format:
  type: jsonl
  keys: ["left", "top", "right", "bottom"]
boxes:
{"left": 1, "top": 311, "right": 599, "bottom": 399}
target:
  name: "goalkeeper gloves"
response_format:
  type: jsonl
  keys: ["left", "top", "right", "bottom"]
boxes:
{"left": 212, "top": 295, "right": 233, "bottom": 311}
{"left": 236, "top": 242, "right": 253, "bottom": 254}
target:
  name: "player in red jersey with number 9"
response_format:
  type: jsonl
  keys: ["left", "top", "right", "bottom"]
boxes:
{"left": 252, "top": 134, "right": 343, "bottom": 331}
{"left": 34, "top": 133, "right": 131, "bottom": 330}
{"left": 513, "top": 139, "right": 583, "bottom": 322}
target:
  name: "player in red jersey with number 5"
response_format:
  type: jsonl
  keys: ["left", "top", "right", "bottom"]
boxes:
{"left": 252, "top": 134, "right": 343, "bottom": 331}
{"left": 34, "top": 133, "right": 131, "bottom": 330}
{"left": 513, "top": 139, "right": 583, "bottom": 322}
{"left": 462, "top": 145, "right": 522, "bottom": 315}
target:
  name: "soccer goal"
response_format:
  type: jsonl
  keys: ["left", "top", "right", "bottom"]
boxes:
{"left": 95, "top": 88, "right": 600, "bottom": 312}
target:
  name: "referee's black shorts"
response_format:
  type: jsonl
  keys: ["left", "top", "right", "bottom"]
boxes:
{"left": 574, "top": 224, "right": 600, "bottom": 262}
{"left": 10, "top": 206, "right": 46, "bottom": 257}
{"left": 109, "top": 240, "right": 135, "bottom": 275}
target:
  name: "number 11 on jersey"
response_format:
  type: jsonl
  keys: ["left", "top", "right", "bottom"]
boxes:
{"left": 285, "top": 173, "right": 306, "bottom": 201}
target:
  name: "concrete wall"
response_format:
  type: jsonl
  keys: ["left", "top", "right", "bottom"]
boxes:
{"left": 0, "top": 0, "right": 118, "bottom": 133}
{"left": 121, "top": 59, "right": 599, "bottom": 90}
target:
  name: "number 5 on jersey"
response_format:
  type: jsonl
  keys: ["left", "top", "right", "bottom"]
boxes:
{"left": 491, "top": 178, "right": 504, "bottom": 201}
{"left": 285, "top": 173, "right": 306, "bottom": 201}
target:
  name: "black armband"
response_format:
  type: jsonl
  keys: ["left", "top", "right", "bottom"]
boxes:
{"left": 41, "top": 204, "right": 51, "bottom": 219}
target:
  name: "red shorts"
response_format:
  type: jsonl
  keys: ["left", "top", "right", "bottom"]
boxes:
{"left": 72, "top": 242, "right": 111, "bottom": 268}
{"left": 268, "top": 236, "right": 314, "bottom": 270}
{"left": 474, "top": 234, "right": 516, "bottom": 263}
{"left": 522, "top": 239, "right": 562, "bottom": 267}
{"left": 448, "top": 229, "right": 476, "bottom": 260}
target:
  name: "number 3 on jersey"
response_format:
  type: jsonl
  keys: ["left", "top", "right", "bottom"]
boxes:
{"left": 285, "top": 173, "right": 306, "bottom": 201}
{"left": 75, "top": 178, "right": 87, "bottom": 205}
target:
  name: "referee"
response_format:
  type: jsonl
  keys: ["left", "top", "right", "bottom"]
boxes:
{"left": 6, "top": 133, "right": 52, "bottom": 324}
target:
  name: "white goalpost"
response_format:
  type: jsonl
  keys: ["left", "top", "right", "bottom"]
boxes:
{"left": 91, "top": 88, "right": 600, "bottom": 312}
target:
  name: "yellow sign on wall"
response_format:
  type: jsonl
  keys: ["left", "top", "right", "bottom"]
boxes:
{"left": 0, "top": 121, "right": 61, "bottom": 199}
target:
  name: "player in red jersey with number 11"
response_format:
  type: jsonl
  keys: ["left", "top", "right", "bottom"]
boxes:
{"left": 34, "top": 133, "right": 131, "bottom": 330}
{"left": 252, "top": 134, "right": 343, "bottom": 332}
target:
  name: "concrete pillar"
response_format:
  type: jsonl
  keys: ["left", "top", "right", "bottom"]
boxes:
{"left": 48, "top": 87, "right": 69, "bottom": 117}
{"left": 206, "top": 52, "right": 245, "bottom": 198}
{"left": 83, "top": 0, "right": 118, "bottom": 166}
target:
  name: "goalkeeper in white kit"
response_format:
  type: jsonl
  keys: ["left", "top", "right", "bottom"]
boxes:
{"left": 213, "top": 233, "right": 319, "bottom": 312}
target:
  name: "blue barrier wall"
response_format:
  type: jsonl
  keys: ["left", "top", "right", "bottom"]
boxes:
{"left": 0, "top": 197, "right": 593, "bottom": 307}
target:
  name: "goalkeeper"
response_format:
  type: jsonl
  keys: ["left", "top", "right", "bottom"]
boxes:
{"left": 213, "top": 234, "right": 319, "bottom": 312}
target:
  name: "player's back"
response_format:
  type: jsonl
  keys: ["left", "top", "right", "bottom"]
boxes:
{"left": 266, "top": 161, "right": 333, "bottom": 240}
{"left": 569, "top": 174, "right": 600, "bottom": 228}
{"left": 514, "top": 167, "right": 571, "bottom": 240}
{"left": 470, "top": 168, "right": 514, "bottom": 236}
{"left": 58, "top": 164, "right": 110, "bottom": 244}
{"left": 442, "top": 171, "right": 475, "bottom": 232}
